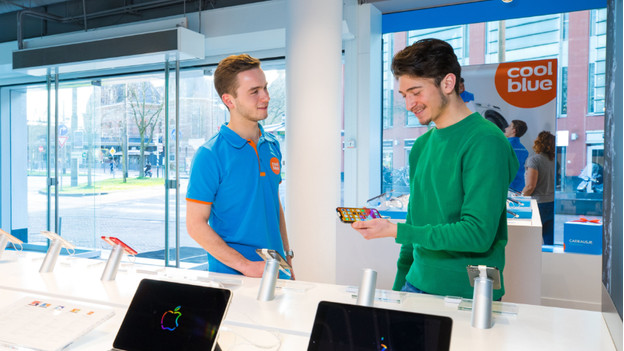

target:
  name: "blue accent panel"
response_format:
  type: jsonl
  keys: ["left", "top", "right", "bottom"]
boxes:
{"left": 378, "top": 210, "right": 408, "bottom": 220}
{"left": 11, "top": 228, "right": 27, "bottom": 243}
{"left": 382, "top": 0, "right": 607, "bottom": 34}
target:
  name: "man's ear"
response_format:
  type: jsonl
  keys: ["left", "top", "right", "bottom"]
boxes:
{"left": 441, "top": 73, "right": 457, "bottom": 94}
{"left": 222, "top": 93, "right": 235, "bottom": 110}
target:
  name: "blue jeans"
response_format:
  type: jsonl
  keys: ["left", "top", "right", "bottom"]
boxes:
{"left": 402, "top": 281, "right": 502, "bottom": 301}
{"left": 538, "top": 201, "right": 554, "bottom": 245}
{"left": 401, "top": 281, "right": 428, "bottom": 294}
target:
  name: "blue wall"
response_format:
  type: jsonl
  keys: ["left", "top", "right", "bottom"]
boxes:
{"left": 383, "top": 0, "right": 608, "bottom": 33}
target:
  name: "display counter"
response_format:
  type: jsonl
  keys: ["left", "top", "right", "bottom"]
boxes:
{"left": 336, "top": 199, "right": 543, "bottom": 304}
{"left": 0, "top": 250, "right": 616, "bottom": 350}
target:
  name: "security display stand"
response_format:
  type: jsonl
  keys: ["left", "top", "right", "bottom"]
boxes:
{"left": 101, "top": 244, "right": 125, "bottom": 281}
{"left": 468, "top": 265, "right": 500, "bottom": 329}
{"left": 0, "top": 236, "right": 8, "bottom": 259}
{"left": 471, "top": 275, "right": 493, "bottom": 329}
{"left": 39, "top": 239, "right": 63, "bottom": 273}
{"left": 257, "top": 258, "right": 280, "bottom": 301}
{"left": 356, "top": 268, "right": 377, "bottom": 307}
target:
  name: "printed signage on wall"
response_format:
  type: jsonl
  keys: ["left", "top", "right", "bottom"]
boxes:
{"left": 462, "top": 59, "right": 557, "bottom": 156}
{"left": 494, "top": 59, "right": 558, "bottom": 109}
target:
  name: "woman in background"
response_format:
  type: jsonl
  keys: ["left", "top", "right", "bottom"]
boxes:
{"left": 522, "top": 131, "right": 556, "bottom": 245}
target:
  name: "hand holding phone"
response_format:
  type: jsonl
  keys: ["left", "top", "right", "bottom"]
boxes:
{"left": 0, "top": 228, "right": 23, "bottom": 245}
{"left": 336, "top": 207, "right": 381, "bottom": 223}
{"left": 101, "top": 236, "right": 138, "bottom": 255}
{"left": 40, "top": 230, "right": 75, "bottom": 250}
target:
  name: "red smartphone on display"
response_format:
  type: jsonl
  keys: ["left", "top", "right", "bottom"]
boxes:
{"left": 101, "top": 236, "right": 138, "bottom": 255}
{"left": 336, "top": 207, "right": 381, "bottom": 223}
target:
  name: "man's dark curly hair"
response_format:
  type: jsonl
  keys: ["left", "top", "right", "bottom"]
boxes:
{"left": 391, "top": 38, "right": 462, "bottom": 94}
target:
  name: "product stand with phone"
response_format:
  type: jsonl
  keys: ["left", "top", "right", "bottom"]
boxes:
{"left": 256, "top": 248, "right": 292, "bottom": 301}
{"left": 0, "top": 229, "right": 23, "bottom": 259}
{"left": 467, "top": 265, "right": 501, "bottom": 329}
{"left": 101, "top": 236, "right": 137, "bottom": 281}
{"left": 39, "top": 230, "right": 75, "bottom": 273}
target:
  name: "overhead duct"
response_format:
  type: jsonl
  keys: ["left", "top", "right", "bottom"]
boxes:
{"left": 12, "top": 24, "right": 205, "bottom": 76}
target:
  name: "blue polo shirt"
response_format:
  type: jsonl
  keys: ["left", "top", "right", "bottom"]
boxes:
{"left": 508, "top": 137, "right": 528, "bottom": 192}
{"left": 186, "top": 123, "right": 285, "bottom": 275}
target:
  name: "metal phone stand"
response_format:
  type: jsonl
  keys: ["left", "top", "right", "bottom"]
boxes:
{"left": 257, "top": 258, "right": 280, "bottom": 301}
{"left": 356, "top": 268, "right": 377, "bottom": 307}
{"left": 39, "top": 239, "right": 63, "bottom": 273}
{"left": 469, "top": 265, "right": 500, "bottom": 329}
{"left": 471, "top": 275, "right": 493, "bottom": 329}
{"left": 0, "top": 236, "right": 8, "bottom": 259}
{"left": 101, "top": 244, "right": 125, "bottom": 281}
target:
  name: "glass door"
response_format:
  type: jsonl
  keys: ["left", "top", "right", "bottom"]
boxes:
{"left": 18, "top": 70, "right": 171, "bottom": 259}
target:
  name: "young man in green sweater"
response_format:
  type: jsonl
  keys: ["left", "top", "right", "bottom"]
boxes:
{"left": 352, "top": 39, "right": 519, "bottom": 300}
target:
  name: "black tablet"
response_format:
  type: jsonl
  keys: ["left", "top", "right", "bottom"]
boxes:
{"left": 113, "top": 279, "right": 231, "bottom": 351}
{"left": 307, "top": 301, "right": 452, "bottom": 351}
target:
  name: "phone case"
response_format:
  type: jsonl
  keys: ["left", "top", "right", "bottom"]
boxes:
{"left": 255, "top": 248, "right": 292, "bottom": 271}
{"left": 336, "top": 207, "right": 381, "bottom": 223}
{"left": 466, "top": 265, "right": 501, "bottom": 289}
{"left": 101, "top": 236, "right": 138, "bottom": 255}
{"left": 40, "top": 231, "right": 75, "bottom": 250}
{"left": 0, "top": 228, "right": 23, "bottom": 245}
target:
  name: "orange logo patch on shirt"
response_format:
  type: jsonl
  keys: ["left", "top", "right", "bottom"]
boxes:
{"left": 270, "top": 157, "right": 281, "bottom": 174}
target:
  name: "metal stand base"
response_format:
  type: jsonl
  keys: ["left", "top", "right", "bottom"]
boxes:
{"left": 0, "top": 236, "right": 8, "bottom": 259}
{"left": 471, "top": 276, "right": 494, "bottom": 329}
{"left": 39, "top": 239, "right": 63, "bottom": 273}
{"left": 101, "top": 244, "right": 125, "bottom": 281}
{"left": 257, "top": 259, "right": 280, "bottom": 301}
{"left": 356, "top": 268, "right": 377, "bottom": 307}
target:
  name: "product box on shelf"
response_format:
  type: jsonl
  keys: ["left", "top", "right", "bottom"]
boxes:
{"left": 563, "top": 219, "right": 602, "bottom": 255}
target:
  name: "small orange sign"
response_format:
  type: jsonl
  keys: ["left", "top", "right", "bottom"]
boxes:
{"left": 494, "top": 59, "right": 557, "bottom": 108}
{"left": 270, "top": 157, "right": 281, "bottom": 174}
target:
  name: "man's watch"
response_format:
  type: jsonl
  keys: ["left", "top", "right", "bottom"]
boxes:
{"left": 285, "top": 249, "right": 294, "bottom": 259}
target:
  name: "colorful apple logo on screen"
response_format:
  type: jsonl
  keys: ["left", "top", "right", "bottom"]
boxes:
{"left": 161, "top": 306, "right": 182, "bottom": 331}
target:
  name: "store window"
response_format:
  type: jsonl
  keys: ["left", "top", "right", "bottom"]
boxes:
{"left": 4, "top": 59, "right": 287, "bottom": 266}
{"left": 381, "top": 9, "right": 605, "bottom": 250}
{"left": 588, "top": 8, "right": 607, "bottom": 115}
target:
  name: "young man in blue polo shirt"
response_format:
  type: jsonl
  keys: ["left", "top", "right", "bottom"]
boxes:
{"left": 186, "top": 54, "right": 294, "bottom": 278}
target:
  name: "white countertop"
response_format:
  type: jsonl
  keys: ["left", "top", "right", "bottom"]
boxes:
{"left": 0, "top": 250, "right": 616, "bottom": 351}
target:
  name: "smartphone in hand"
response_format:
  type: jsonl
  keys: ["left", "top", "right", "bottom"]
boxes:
{"left": 101, "top": 236, "right": 138, "bottom": 255}
{"left": 336, "top": 207, "right": 381, "bottom": 223}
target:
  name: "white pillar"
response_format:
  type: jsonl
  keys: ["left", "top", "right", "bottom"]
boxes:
{"left": 286, "top": 0, "right": 342, "bottom": 283}
{"left": 343, "top": 3, "right": 382, "bottom": 206}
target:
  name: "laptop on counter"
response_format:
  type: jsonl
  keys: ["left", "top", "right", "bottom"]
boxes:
{"left": 112, "top": 278, "right": 232, "bottom": 351}
{"left": 307, "top": 301, "right": 453, "bottom": 351}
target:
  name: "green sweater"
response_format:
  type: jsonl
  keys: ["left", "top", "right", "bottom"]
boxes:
{"left": 393, "top": 113, "right": 519, "bottom": 300}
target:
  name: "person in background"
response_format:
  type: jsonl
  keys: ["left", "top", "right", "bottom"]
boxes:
{"left": 185, "top": 54, "right": 294, "bottom": 278}
{"left": 351, "top": 38, "right": 518, "bottom": 301}
{"left": 458, "top": 77, "right": 476, "bottom": 112}
{"left": 504, "top": 120, "right": 529, "bottom": 192}
{"left": 522, "top": 131, "right": 556, "bottom": 245}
